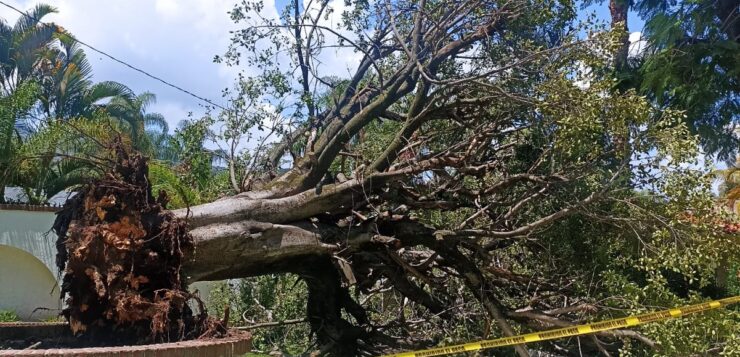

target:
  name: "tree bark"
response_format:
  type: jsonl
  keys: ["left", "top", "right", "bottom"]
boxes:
{"left": 176, "top": 188, "right": 430, "bottom": 282}
{"left": 609, "top": 0, "right": 629, "bottom": 69}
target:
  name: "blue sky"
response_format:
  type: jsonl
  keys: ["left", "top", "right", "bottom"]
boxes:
{"left": 0, "top": 0, "right": 647, "bottom": 132}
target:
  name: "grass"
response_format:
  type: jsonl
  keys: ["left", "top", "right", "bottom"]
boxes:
{"left": 0, "top": 310, "right": 18, "bottom": 322}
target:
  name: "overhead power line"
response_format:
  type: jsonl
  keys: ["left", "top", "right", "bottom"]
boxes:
{"left": 0, "top": 0, "right": 228, "bottom": 111}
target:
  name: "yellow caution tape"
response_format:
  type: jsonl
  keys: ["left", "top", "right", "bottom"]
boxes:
{"left": 382, "top": 296, "right": 740, "bottom": 357}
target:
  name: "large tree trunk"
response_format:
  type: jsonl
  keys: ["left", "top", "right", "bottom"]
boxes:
{"left": 174, "top": 176, "right": 399, "bottom": 281}
{"left": 174, "top": 192, "right": 532, "bottom": 356}
{"left": 173, "top": 182, "right": 435, "bottom": 335}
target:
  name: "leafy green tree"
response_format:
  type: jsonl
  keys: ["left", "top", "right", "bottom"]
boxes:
{"left": 149, "top": 117, "right": 232, "bottom": 209}
{"left": 13, "top": 1, "right": 732, "bottom": 355}
{"left": 0, "top": 81, "right": 38, "bottom": 202}
{"left": 634, "top": 0, "right": 739, "bottom": 160}
{"left": 207, "top": 276, "right": 310, "bottom": 354}
{"left": 590, "top": 0, "right": 740, "bottom": 160}
{"left": 12, "top": 115, "right": 121, "bottom": 203}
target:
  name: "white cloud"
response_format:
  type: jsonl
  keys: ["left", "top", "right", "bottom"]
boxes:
{"left": 297, "top": 0, "right": 364, "bottom": 78}
{"left": 628, "top": 31, "right": 647, "bottom": 58}
{"left": 149, "top": 100, "right": 191, "bottom": 130}
{"left": 154, "top": 0, "right": 182, "bottom": 20}
{"left": 1, "top": 0, "right": 241, "bottom": 118}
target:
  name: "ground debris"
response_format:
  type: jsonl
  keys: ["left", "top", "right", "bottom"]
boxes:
{"left": 52, "top": 143, "right": 224, "bottom": 345}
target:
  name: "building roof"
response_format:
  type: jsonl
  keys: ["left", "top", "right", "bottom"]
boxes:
{"left": 2, "top": 187, "right": 74, "bottom": 211}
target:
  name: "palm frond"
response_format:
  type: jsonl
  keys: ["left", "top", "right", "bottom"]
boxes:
{"left": 135, "top": 91, "right": 157, "bottom": 110}
{"left": 0, "top": 20, "right": 13, "bottom": 74}
{"left": 42, "top": 158, "right": 99, "bottom": 198}
{"left": 12, "top": 4, "right": 57, "bottom": 35}
{"left": 14, "top": 24, "right": 56, "bottom": 78}
{"left": 144, "top": 112, "right": 168, "bottom": 133}
{"left": 87, "top": 81, "right": 134, "bottom": 103}
{"left": 0, "top": 18, "right": 10, "bottom": 33}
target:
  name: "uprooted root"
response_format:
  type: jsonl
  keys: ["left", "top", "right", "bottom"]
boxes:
{"left": 52, "top": 143, "right": 224, "bottom": 345}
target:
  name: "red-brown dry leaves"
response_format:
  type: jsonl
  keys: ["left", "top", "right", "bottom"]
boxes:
{"left": 53, "top": 144, "right": 221, "bottom": 345}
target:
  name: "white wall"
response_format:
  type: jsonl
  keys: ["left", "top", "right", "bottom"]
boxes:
{"left": 0, "top": 245, "right": 61, "bottom": 320}
{"left": 0, "top": 209, "right": 62, "bottom": 321}
{"left": 0, "top": 210, "right": 58, "bottom": 275}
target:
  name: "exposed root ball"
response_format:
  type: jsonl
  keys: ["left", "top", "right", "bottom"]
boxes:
{"left": 52, "top": 144, "right": 220, "bottom": 345}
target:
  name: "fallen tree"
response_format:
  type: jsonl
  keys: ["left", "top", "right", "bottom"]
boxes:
{"left": 52, "top": 0, "right": 738, "bottom": 355}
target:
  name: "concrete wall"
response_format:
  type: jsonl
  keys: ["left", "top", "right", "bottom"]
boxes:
{"left": 0, "top": 209, "right": 61, "bottom": 321}
{"left": 0, "top": 245, "right": 61, "bottom": 320}
{"left": 0, "top": 210, "right": 58, "bottom": 275}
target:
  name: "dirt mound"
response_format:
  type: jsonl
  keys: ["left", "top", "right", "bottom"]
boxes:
{"left": 52, "top": 143, "right": 222, "bottom": 345}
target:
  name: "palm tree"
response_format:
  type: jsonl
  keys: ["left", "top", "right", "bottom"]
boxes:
{"left": 1, "top": 4, "right": 138, "bottom": 203}
{"left": 13, "top": 116, "right": 118, "bottom": 203}
{"left": 0, "top": 82, "right": 38, "bottom": 202}
{"left": 0, "top": 4, "right": 58, "bottom": 202}
{"left": 0, "top": 4, "right": 58, "bottom": 96}
{"left": 717, "top": 158, "right": 740, "bottom": 214}
{"left": 1, "top": 4, "right": 175, "bottom": 203}
{"left": 38, "top": 34, "right": 134, "bottom": 120}
{"left": 107, "top": 91, "right": 170, "bottom": 157}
